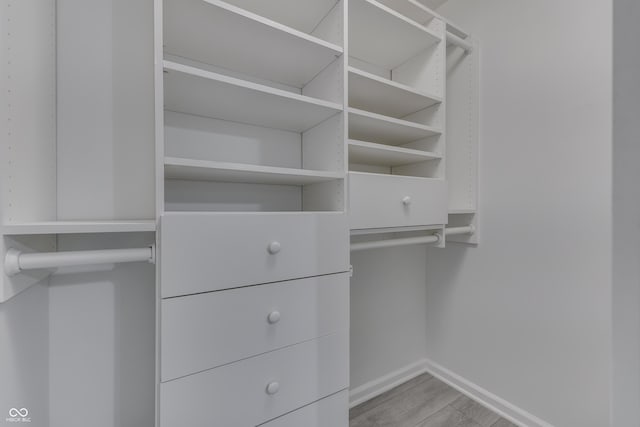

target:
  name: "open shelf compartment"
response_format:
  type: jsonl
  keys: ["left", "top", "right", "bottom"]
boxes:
{"left": 348, "top": 139, "right": 440, "bottom": 167}
{"left": 163, "top": 0, "right": 343, "bottom": 88}
{"left": 163, "top": 61, "right": 342, "bottom": 133}
{"left": 348, "top": 66, "right": 441, "bottom": 118}
{"left": 348, "top": 108, "right": 441, "bottom": 145}
{"left": 348, "top": 0, "right": 440, "bottom": 69}
{"left": 221, "top": 0, "right": 342, "bottom": 37}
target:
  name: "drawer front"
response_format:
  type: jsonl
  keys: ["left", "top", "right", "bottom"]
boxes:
{"left": 160, "top": 212, "right": 349, "bottom": 298}
{"left": 160, "top": 332, "right": 349, "bottom": 427}
{"left": 349, "top": 172, "right": 447, "bottom": 229}
{"left": 161, "top": 273, "right": 349, "bottom": 382}
{"left": 261, "top": 390, "right": 348, "bottom": 427}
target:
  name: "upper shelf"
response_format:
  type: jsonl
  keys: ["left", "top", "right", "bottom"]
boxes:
{"left": 348, "top": 139, "right": 441, "bottom": 166}
{"left": 165, "top": 157, "right": 344, "bottom": 185}
{"left": 163, "top": 0, "right": 343, "bottom": 88}
{"left": 349, "top": 108, "right": 441, "bottom": 145}
{"left": 163, "top": 61, "right": 342, "bottom": 133}
{"left": 374, "top": 0, "right": 435, "bottom": 26}
{"left": 348, "top": 66, "right": 441, "bottom": 118}
{"left": 2, "top": 220, "right": 157, "bottom": 235}
{"left": 348, "top": 0, "right": 440, "bottom": 69}
{"left": 221, "top": 0, "right": 340, "bottom": 34}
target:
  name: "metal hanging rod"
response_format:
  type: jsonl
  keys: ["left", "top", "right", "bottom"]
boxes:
{"left": 444, "top": 225, "right": 475, "bottom": 236}
{"left": 4, "top": 246, "right": 156, "bottom": 277}
{"left": 350, "top": 225, "right": 475, "bottom": 252}
{"left": 446, "top": 32, "right": 473, "bottom": 53}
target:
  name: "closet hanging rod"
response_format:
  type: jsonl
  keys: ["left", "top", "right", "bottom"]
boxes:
{"left": 446, "top": 32, "right": 473, "bottom": 53}
{"left": 4, "top": 246, "right": 156, "bottom": 277}
{"left": 350, "top": 225, "right": 475, "bottom": 252}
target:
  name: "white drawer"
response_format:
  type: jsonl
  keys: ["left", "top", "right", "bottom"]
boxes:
{"left": 161, "top": 273, "right": 349, "bottom": 382}
{"left": 160, "top": 212, "right": 349, "bottom": 298}
{"left": 349, "top": 172, "right": 447, "bottom": 229}
{"left": 261, "top": 390, "right": 348, "bottom": 427}
{"left": 160, "top": 332, "right": 349, "bottom": 427}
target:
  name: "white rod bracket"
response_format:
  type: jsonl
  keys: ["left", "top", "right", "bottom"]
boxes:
{"left": 446, "top": 32, "right": 473, "bottom": 53}
{"left": 4, "top": 249, "right": 22, "bottom": 277}
{"left": 4, "top": 245, "right": 156, "bottom": 277}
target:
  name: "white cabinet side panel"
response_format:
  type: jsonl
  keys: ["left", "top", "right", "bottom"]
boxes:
{"left": 445, "top": 40, "right": 478, "bottom": 212}
{"left": 0, "top": 0, "right": 56, "bottom": 223}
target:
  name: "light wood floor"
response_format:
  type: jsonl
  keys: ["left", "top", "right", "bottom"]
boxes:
{"left": 349, "top": 373, "right": 518, "bottom": 427}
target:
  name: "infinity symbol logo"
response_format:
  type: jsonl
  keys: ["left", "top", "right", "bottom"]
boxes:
{"left": 9, "top": 408, "right": 28, "bottom": 417}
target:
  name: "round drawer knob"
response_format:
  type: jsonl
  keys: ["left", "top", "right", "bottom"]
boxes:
{"left": 402, "top": 196, "right": 412, "bottom": 206}
{"left": 267, "top": 241, "right": 281, "bottom": 254}
{"left": 267, "top": 310, "right": 281, "bottom": 324}
{"left": 266, "top": 381, "right": 280, "bottom": 395}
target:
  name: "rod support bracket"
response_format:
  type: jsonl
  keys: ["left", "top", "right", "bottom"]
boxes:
{"left": 148, "top": 245, "right": 156, "bottom": 264}
{"left": 4, "top": 248, "right": 22, "bottom": 277}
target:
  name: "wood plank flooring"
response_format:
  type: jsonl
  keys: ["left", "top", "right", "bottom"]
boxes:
{"left": 349, "top": 374, "right": 519, "bottom": 427}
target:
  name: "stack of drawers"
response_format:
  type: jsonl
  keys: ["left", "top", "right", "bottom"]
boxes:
{"left": 159, "top": 212, "right": 350, "bottom": 426}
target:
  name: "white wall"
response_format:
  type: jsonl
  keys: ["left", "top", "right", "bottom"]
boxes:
{"left": 350, "top": 246, "right": 428, "bottom": 390}
{"left": 49, "top": 234, "right": 156, "bottom": 427}
{"left": 0, "top": 284, "right": 49, "bottom": 427}
{"left": 426, "top": 1, "right": 612, "bottom": 426}
{"left": 612, "top": 0, "right": 640, "bottom": 425}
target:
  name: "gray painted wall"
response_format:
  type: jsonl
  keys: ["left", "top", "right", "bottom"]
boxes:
{"left": 0, "top": 284, "right": 49, "bottom": 427}
{"left": 612, "top": 0, "right": 640, "bottom": 425}
{"left": 49, "top": 234, "right": 155, "bottom": 427}
{"left": 350, "top": 246, "right": 428, "bottom": 390}
{"left": 426, "top": 1, "right": 612, "bottom": 425}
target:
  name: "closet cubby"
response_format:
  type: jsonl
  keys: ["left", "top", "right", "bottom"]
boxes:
{"left": 161, "top": 0, "right": 347, "bottom": 213}
{"left": 0, "top": 0, "right": 156, "bottom": 302}
{"left": 163, "top": 0, "right": 344, "bottom": 97}
{"left": 347, "top": 0, "right": 447, "bottom": 231}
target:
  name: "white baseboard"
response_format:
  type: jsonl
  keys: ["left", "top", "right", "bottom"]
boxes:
{"left": 349, "top": 359, "right": 430, "bottom": 408}
{"left": 349, "top": 357, "right": 554, "bottom": 427}
{"left": 422, "top": 358, "right": 554, "bottom": 427}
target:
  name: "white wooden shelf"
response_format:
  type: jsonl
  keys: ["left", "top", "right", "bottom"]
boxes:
{"left": 165, "top": 157, "right": 344, "bottom": 185}
{"left": 348, "top": 139, "right": 440, "bottom": 166}
{"left": 2, "top": 221, "right": 157, "bottom": 235}
{"left": 348, "top": 66, "right": 441, "bottom": 118}
{"left": 349, "top": 0, "right": 440, "bottom": 69}
{"left": 449, "top": 208, "right": 476, "bottom": 214}
{"left": 348, "top": 108, "right": 441, "bottom": 145}
{"left": 222, "top": 0, "right": 340, "bottom": 35}
{"left": 163, "top": 0, "right": 343, "bottom": 88}
{"left": 163, "top": 61, "right": 342, "bottom": 133}
{"left": 375, "top": 0, "right": 436, "bottom": 26}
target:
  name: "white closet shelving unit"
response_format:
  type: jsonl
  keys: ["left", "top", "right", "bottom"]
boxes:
{"left": 155, "top": 0, "right": 350, "bottom": 425}
{"left": 347, "top": 0, "right": 449, "bottom": 241}
{"left": 1, "top": 0, "right": 478, "bottom": 424}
